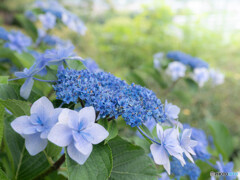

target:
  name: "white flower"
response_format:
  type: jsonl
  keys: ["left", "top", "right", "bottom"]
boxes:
{"left": 166, "top": 62, "right": 186, "bottom": 81}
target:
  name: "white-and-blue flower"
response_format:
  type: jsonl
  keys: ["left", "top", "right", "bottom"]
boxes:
{"left": 39, "top": 12, "right": 56, "bottom": 30}
{"left": 48, "top": 107, "right": 109, "bottom": 164}
{"left": 209, "top": 69, "right": 224, "bottom": 86}
{"left": 150, "top": 124, "right": 185, "bottom": 174}
{"left": 11, "top": 97, "right": 62, "bottom": 155}
{"left": 166, "top": 62, "right": 186, "bottom": 81}
{"left": 192, "top": 68, "right": 209, "bottom": 87}
{"left": 153, "top": 52, "right": 164, "bottom": 70}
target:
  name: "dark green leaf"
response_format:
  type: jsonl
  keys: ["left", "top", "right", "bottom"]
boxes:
{"left": 0, "top": 168, "right": 9, "bottom": 180}
{"left": 45, "top": 142, "right": 62, "bottom": 159}
{"left": 206, "top": 119, "right": 234, "bottom": 160}
{"left": 108, "top": 136, "right": 157, "bottom": 180}
{"left": 0, "top": 104, "right": 4, "bottom": 146}
{"left": 98, "top": 119, "right": 118, "bottom": 144}
{"left": 66, "top": 143, "right": 112, "bottom": 180}
{"left": 184, "top": 78, "right": 198, "bottom": 91}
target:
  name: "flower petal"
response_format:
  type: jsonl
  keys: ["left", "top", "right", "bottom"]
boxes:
{"left": 48, "top": 124, "right": 73, "bottom": 147}
{"left": 25, "top": 133, "right": 48, "bottom": 155}
{"left": 20, "top": 77, "right": 34, "bottom": 99}
{"left": 78, "top": 106, "right": 95, "bottom": 125}
{"left": 156, "top": 124, "right": 164, "bottom": 141}
{"left": 11, "top": 116, "right": 31, "bottom": 135}
{"left": 30, "top": 96, "right": 54, "bottom": 122}
{"left": 58, "top": 109, "right": 71, "bottom": 125}
{"left": 82, "top": 123, "right": 109, "bottom": 144}
{"left": 67, "top": 143, "right": 91, "bottom": 165}
{"left": 68, "top": 110, "right": 80, "bottom": 130}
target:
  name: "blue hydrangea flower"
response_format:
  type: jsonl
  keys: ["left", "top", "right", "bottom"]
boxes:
{"left": 209, "top": 69, "right": 224, "bottom": 86}
{"left": 11, "top": 97, "right": 62, "bottom": 155}
{"left": 166, "top": 62, "right": 186, "bottom": 81}
{"left": 179, "top": 129, "right": 198, "bottom": 163}
{"left": 25, "top": 10, "right": 37, "bottom": 22}
{"left": 159, "top": 172, "right": 172, "bottom": 180}
{"left": 171, "top": 157, "right": 201, "bottom": 180}
{"left": 163, "top": 100, "right": 182, "bottom": 128}
{"left": 82, "top": 58, "right": 102, "bottom": 73}
{"left": 166, "top": 51, "right": 209, "bottom": 69}
{"left": 48, "top": 107, "right": 109, "bottom": 164}
{"left": 183, "top": 124, "right": 211, "bottom": 160}
{"left": 0, "top": 27, "right": 9, "bottom": 41}
{"left": 4, "top": 31, "right": 32, "bottom": 53}
{"left": 39, "top": 12, "right": 56, "bottom": 30}
{"left": 153, "top": 52, "right": 164, "bottom": 70}
{"left": 150, "top": 124, "right": 185, "bottom": 174}
{"left": 192, "top": 68, "right": 209, "bottom": 87}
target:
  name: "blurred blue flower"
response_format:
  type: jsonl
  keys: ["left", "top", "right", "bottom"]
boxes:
{"left": 48, "top": 107, "right": 109, "bottom": 164}
{"left": 166, "top": 62, "right": 186, "bottom": 81}
{"left": 192, "top": 68, "right": 209, "bottom": 87}
{"left": 4, "top": 31, "right": 32, "bottom": 53}
{"left": 209, "top": 69, "right": 224, "bottom": 86}
{"left": 25, "top": 10, "right": 37, "bottom": 22}
{"left": 82, "top": 58, "right": 102, "bottom": 73}
{"left": 159, "top": 172, "right": 172, "bottom": 180}
{"left": 39, "top": 12, "right": 56, "bottom": 30}
{"left": 0, "top": 27, "right": 9, "bottom": 40}
{"left": 179, "top": 129, "right": 198, "bottom": 163}
{"left": 153, "top": 52, "right": 164, "bottom": 70}
{"left": 150, "top": 124, "right": 185, "bottom": 174}
{"left": 11, "top": 97, "right": 62, "bottom": 155}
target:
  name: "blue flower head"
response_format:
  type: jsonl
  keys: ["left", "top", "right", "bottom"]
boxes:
{"left": 192, "top": 68, "right": 209, "bottom": 87}
{"left": 4, "top": 31, "right": 32, "bottom": 53}
{"left": 25, "top": 10, "right": 37, "bottom": 22}
{"left": 11, "top": 97, "right": 62, "bottom": 155}
{"left": 48, "top": 107, "right": 109, "bottom": 164}
{"left": 39, "top": 12, "right": 56, "bottom": 30}
{"left": 0, "top": 27, "right": 9, "bottom": 41}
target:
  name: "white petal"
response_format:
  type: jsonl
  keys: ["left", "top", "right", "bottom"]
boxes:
{"left": 68, "top": 110, "right": 80, "bottom": 130}
{"left": 72, "top": 131, "right": 93, "bottom": 155}
{"left": 82, "top": 123, "right": 109, "bottom": 144}
{"left": 67, "top": 143, "right": 91, "bottom": 165}
{"left": 47, "top": 108, "right": 62, "bottom": 127}
{"left": 48, "top": 124, "right": 73, "bottom": 147}
{"left": 184, "top": 150, "right": 194, "bottom": 163}
{"left": 25, "top": 133, "right": 48, "bottom": 155}
{"left": 78, "top": 106, "right": 95, "bottom": 124}
{"left": 30, "top": 96, "right": 54, "bottom": 121}
{"left": 20, "top": 78, "right": 34, "bottom": 99}
{"left": 58, "top": 109, "right": 71, "bottom": 125}
{"left": 150, "top": 144, "right": 169, "bottom": 165}
{"left": 163, "top": 158, "right": 171, "bottom": 175}
{"left": 156, "top": 124, "right": 164, "bottom": 141}
{"left": 11, "top": 116, "right": 31, "bottom": 135}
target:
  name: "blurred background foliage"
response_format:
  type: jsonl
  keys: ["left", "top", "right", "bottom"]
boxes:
{"left": 1, "top": 0, "right": 240, "bottom": 169}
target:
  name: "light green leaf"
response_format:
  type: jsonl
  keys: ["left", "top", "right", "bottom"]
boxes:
{"left": 66, "top": 60, "right": 86, "bottom": 71}
{"left": 0, "top": 99, "right": 30, "bottom": 116}
{"left": 0, "top": 76, "right": 8, "bottom": 84}
{"left": 0, "top": 168, "right": 9, "bottom": 180}
{"left": 206, "top": 119, "right": 234, "bottom": 160}
{"left": 0, "top": 104, "right": 4, "bottom": 146}
{"left": 4, "top": 116, "right": 50, "bottom": 180}
{"left": 66, "top": 143, "right": 112, "bottom": 180}
{"left": 108, "top": 136, "right": 158, "bottom": 180}
{"left": 98, "top": 119, "right": 118, "bottom": 144}
{"left": 13, "top": 52, "right": 35, "bottom": 69}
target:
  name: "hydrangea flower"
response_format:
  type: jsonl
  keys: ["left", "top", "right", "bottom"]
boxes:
{"left": 150, "top": 124, "right": 185, "bottom": 174}
{"left": 11, "top": 97, "right": 62, "bottom": 155}
{"left": 159, "top": 172, "right": 172, "bottom": 180}
{"left": 48, "top": 107, "right": 109, "bottom": 164}
{"left": 166, "top": 62, "right": 186, "bottom": 81}
{"left": 171, "top": 157, "right": 201, "bottom": 180}
{"left": 0, "top": 27, "right": 9, "bottom": 41}
{"left": 4, "top": 31, "right": 32, "bottom": 53}
{"left": 179, "top": 129, "right": 198, "bottom": 163}
{"left": 163, "top": 100, "right": 182, "bottom": 128}
{"left": 82, "top": 58, "right": 102, "bottom": 73}
{"left": 153, "top": 52, "right": 164, "bottom": 69}
{"left": 25, "top": 10, "right": 37, "bottom": 22}
{"left": 192, "top": 68, "right": 209, "bottom": 87}
{"left": 209, "top": 69, "right": 224, "bottom": 86}
{"left": 39, "top": 12, "right": 56, "bottom": 30}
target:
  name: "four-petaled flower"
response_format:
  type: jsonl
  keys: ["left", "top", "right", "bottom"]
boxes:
{"left": 48, "top": 107, "right": 109, "bottom": 164}
{"left": 11, "top": 97, "right": 62, "bottom": 155}
{"left": 150, "top": 124, "right": 185, "bottom": 175}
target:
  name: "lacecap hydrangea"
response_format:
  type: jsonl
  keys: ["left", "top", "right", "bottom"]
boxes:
{"left": 53, "top": 68, "right": 166, "bottom": 127}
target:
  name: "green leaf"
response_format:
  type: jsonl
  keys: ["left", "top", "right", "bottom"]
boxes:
{"left": 66, "top": 143, "right": 112, "bottom": 180}
{"left": 0, "top": 104, "right": 4, "bottom": 146}
{"left": 15, "top": 14, "right": 38, "bottom": 41}
{"left": 137, "top": 125, "right": 154, "bottom": 144}
{"left": 126, "top": 71, "right": 146, "bottom": 87}
{"left": 108, "top": 136, "right": 158, "bottom": 180}
{"left": 206, "top": 119, "right": 234, "bottom": 160}
{"left": 184, "top": 78, "right": 198, "bottom": 91}
{"left": 0, "top": 168, "right": 9, "bottom": 180}
{"left": 4, "top": 116, "right": 50, "bottom": 180}
{"left": 0, "top": 47, "right": 22, "bottom": 67}
{"left": 98, "top": 119, "right": 118, "bottom": 144}
{"left": 0, "top": 76, "right": 8, "bottom": 84}
{"left": 45, "top": 142, "right": 62, "bottom": 159}
{"left": 0, "top": 99, "right": 30, "bottom": 116}
{"left": 13, "top": 52, "right": 35, "bottom": 69}
{"left": 66, "top": 60, "right": 86, "bottom": 71}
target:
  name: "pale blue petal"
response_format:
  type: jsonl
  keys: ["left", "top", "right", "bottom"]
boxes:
{"left": 78, "top": 106, "right": 95, "bottom": 125}
{"left": 156, "top": 124, "right": 164, "bottom": 141}
{"left": 48, "top": 124, "right": 73, "bottom": 147}
{"left": 46, "top": 108, "right": 62, "bottom": 128}
{"left": 30, "top": 96, "right": 54, "bottom": 122}
{"left": 68, "top": 110, "right": 80, "bottom": 130}
{"left": 72, "top": 132, "right": 93, "bottom": 155}
{"left": 23, "top": 126, "right": 37, "bottom": 134}
{"left": 82, "top": 123, "right": 109, "bottom": 144}
{"left": 11, "top": 116, "right": 31, "bottom": 135}
{"left": 37, "top": 67, "right": 47, "bottom": 76}
{"left": 67, "top": 143, "right": 91, "bottom": 165}
{"left": 20, "top": 77, "right": 34, "bottom": 99}
{"left": 15, "top": 71, "right": 27, "bottom": 78}
{"left": 25, "top": 133, "right": 48, "bottom": 155}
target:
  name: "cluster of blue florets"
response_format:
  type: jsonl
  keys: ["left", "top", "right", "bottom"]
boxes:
{"left": 171, "top": 157, "right": 201, "bottom": 180}
{"left": 167, "top": 51, "right": 209, "bottom": 69}
{"left": 54, "top": 68, "right": 166, "bottom": 127}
